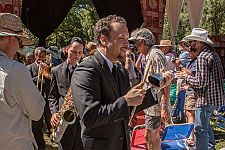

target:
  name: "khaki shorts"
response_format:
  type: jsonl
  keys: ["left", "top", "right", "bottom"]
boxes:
{"left": 145, "top": 115, "right": 161, "bottom": 130}
{"left": 184, "top": 92, "right": 196, "bottom": 111}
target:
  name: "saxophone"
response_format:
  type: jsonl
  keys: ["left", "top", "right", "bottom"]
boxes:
{"left": 51, "top": 87, "right": 77, "bottom": 143}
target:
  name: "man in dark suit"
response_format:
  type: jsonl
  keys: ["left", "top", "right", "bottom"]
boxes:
{"left": 27, "top": 47, "right": 52, "bottom": 150}
{"left": 48, "top": 37, "right": 84, "bottom": 150}
{"left": 71, "top": 15, "right": 173, "bottom": 150}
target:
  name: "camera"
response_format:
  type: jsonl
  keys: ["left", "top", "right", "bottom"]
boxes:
{"left": 128, "top": 40, "right": 137, "bottom": 52}
{"left": 148, "top": 73, "right": 166, "bottom": 88}
{"left": 171, "top": 56, "right": 176, "bottom": 63}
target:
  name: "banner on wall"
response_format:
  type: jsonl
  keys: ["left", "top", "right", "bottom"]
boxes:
{"left": 140, "top": 0, "right": 166, "bottom": 44}
{"left": 0, "top": 0, "right": 23, "bottom": 17}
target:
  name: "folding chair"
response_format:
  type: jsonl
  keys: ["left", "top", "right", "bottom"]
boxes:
{"left": 130, "top": 124, "right": 147, "bottom": 150}
{"left": 161, "top": 123, "right": 194, "bottom": 150}
{"left": 213, "top": 107, "right": 225, "bottom": 131}
{"left": 130, "top": 111, "right": 145, "bottom": 128}
{"left": 215, "top": 114, "right": 225, "bottom": 130}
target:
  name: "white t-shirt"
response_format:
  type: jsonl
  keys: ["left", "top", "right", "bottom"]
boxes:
{"left": 165, "top": 53, "right": 176, "bottom": 71}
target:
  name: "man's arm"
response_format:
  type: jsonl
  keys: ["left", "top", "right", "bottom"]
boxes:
{"left": 11, "top": 63, "right": 45, "bottom": 121}
{"left": 185, "top": 56, "right": 210, "bottom": 89}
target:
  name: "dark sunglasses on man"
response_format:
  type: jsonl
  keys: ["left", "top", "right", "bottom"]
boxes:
{"left": 14, "top": 36, "right": 23, "bottom": 48}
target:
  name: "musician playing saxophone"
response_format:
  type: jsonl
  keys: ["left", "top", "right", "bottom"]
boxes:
{"left": 48, "top": 37, "right": 84, "bottom": 150}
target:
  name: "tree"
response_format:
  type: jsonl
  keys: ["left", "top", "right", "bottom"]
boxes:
{"left": 46, "top": 0, "right": 225, "bottom": 47}
{"left": 163, "top": 0, "right": 225, "bottom": 43}
{"left": 201, "top": 0, "right": 225, "bottom": 35}
{"left": 46, "top": 0, "right": 99, "bottom": 47}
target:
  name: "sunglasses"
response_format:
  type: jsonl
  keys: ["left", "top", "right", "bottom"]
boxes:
{"left": 14, "top": 37, "right": 23, "bottom": 48}
{"left": 188, "top": 40, "right": 196, "bottom": 45}
{"left": 189, "top": 47, "right": 197, "bottom": 52}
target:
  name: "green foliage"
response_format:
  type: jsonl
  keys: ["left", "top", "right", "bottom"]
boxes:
{"left": 163, "top": 0, "right": 225, "bottom": 43}
{"left": 46, "top": 0, "right": 225, "bottom": 48}
{"left": 201, "top": 0, "right": 225, "bottom": 35}
{"left": 46, "top": 0, "right": 99, "bottom": 47}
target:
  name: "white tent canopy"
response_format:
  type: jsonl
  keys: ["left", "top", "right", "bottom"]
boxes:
{"left": 166, "top": 0, "right": 206, "bottom": 39}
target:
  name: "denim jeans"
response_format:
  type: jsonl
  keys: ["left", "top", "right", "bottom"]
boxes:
{"left": 194, "top": 105, "right": 216, "bottom": 150}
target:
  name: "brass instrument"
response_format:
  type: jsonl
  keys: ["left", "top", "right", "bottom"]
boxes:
{"left": 51, "top": 87, "right": 77, "bottom": 143}
{"left": 42, "top": 53, "right": 52, "bottom": 79}
{"left": 36, "top": 54, "right": 52, "bottom": 93}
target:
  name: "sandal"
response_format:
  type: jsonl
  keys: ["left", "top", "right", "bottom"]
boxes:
{"left": 186, "top": 139, "right": 195, "bottom": 146}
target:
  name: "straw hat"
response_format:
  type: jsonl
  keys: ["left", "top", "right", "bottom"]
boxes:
{"left": 159, "top": 40, "right": 172, "bottom": 47}
{"left": 0, "top": 13, "right": 33, "bottom": 45}
{"left": 183, "top": 28, "right": 213, "bottom": 46}
{"left": 178, "top": 38, "right": 188, "bottom": 44}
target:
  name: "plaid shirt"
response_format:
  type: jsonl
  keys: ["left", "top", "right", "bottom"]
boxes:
{"left": 185, "top": 47, "right": 224, "bottom": 108}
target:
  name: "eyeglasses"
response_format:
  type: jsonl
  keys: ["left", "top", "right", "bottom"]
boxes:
{"left": 14, "top": 37, "right": 23, "bottom": 48}
{"left": 189, "top": 40, "right": 196, "bottom": 45}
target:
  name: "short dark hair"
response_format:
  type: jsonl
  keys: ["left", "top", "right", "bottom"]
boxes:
{"left": 69, "top": 37, "right": 84, "bottom": 46}
{"left": 34, "top": 47, "right": 46, "bottom": 55}
{"left": 94, "top": 15, "right": 127, "bottom": 43}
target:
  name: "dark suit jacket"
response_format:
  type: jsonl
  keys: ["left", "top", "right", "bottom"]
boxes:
{"left": 27, "top": 62, "right": 51, "bottom": 98}
{"left": 48, "top": 61, "right": 83, "bottom": 150}
{"left": 71, "top": 50, "right": 157, "bottom": 150}
{"left": 48, "top": 61, "right": 70, "bottom": 114}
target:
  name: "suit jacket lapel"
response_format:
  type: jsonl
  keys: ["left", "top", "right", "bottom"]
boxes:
{"left": 94, "top": 51, "right": 120, "bottom": 98}
{"left": 60, "top": 61, "right": 70, "bottom": 88}
{"left": 32, "top": 63, "right": 39, "bottom": 77}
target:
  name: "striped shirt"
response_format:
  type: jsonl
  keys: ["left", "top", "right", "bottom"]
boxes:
{"left": 185, "top": 47, "right": 224, "bottom": 108}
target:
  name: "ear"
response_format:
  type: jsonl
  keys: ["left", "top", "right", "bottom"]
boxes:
{"left": 64, "top": 45, "right": 69, "bottom": 53}
{"left": 99, "top": 35, "right": 108, "bottom": 46}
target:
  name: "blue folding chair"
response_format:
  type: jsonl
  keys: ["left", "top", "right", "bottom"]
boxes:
{"left": 213, "top": 106, "right": 225, "bottom": 131}
{"left": 161, "top": 123, "right": 194, "bottom": 150}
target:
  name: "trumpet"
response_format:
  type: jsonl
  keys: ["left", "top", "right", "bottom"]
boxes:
{"left": 36, "top": 54, "right": 52, "bottom": 92}
{"left": 51, "top": 87, "right": 77, "bottom": 143}
{"left": 41, "top": 53, "right": 52, "bottom": 79}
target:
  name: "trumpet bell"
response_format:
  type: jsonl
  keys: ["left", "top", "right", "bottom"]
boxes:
{"left": 42, "top": 66, "right": 52, "bottom": 79}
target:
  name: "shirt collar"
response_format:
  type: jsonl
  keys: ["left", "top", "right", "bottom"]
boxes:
{"left": 66, "top": 59, "right": 78, "bottom": 68}
{"left": 98, "top": 49, "right": 113, "bottom": 72}
{"left": 0, "top": 51, "right": 9, "bottom": 58}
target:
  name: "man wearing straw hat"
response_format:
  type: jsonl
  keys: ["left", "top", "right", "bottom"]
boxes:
{"left": 176, "top": 28, "right": 224, "bottom": 150}
{"left": 0, "top": 13, "right": 45, "bottom": 150}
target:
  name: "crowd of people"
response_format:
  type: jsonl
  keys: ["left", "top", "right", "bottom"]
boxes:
{"left": 0, "top": 12, "right": 224, "bottom": 150}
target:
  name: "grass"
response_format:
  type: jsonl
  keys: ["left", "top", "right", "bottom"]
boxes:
{"left": 44, "top": 134, "right": 58, "bottom": 150}
{"left": 44, "top": 128, "right": 225, "bottom": 150}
